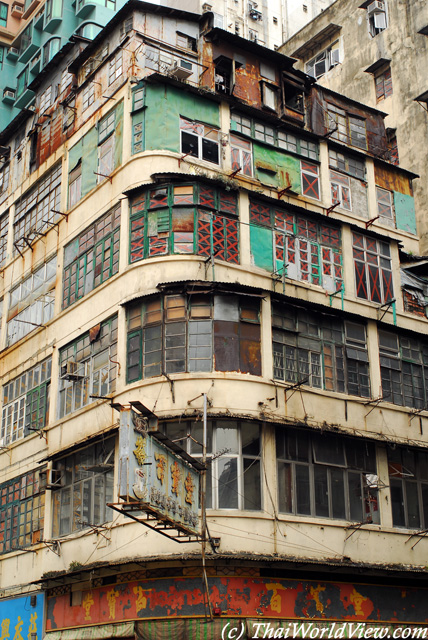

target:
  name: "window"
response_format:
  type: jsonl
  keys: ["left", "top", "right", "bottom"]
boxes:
{"left": 19, "top": 22, "right": 33, "bottom": 57}
{"left": 0, "top": 45, "right": 3, "bottom": 69}
{"left": 14, "top": 163, "right": 62, "bottom": 248}
{"left": 180, "top": 118, "right": 219, "bottom": 165}
{"left": 375, "top": 65, "right": 392, "bottom": 101}
{"left": 130, "top": 182, "right": 238, "bottom": 264}
{"left": 108, "top": 50, "right": 123, "bottom": 85}
{"left": 17, "top": 68, "right": 28, "bottom": 99}
{"left": 327, "top": 105, "right": 367, "bottom": 150}
{"left": 388, "top": 446, "right": 428, "bottom": 529}
{"left": 176, "top": 32, "right": 197, "bottom": 51}
{"left": 301, "top": 161, "right": 320, "bottom": 199}
{"left": 126, "top": 294, "right": 261, "bottom": 382}
{"left": 39, "top": 86, "right": 52, "bottom": 114}
{"left": 163, "top": 420, "right": 261, "bottom": 510}
{"left": 82, "top": 83, "right": 95, "bottom": 111}
{"left": 379, "top": 331, "right": 428, "bottom": 409}
{"left": 43, "top": 38, "right": 60, "bottom": 66}
{"left": 97, "top": 109, "right": 116, "bottom": 181}
{"left": 0, "top": 469, "right": 45, "bottom": 554}
{"left": 0, "top": 162, "right": 9, "bottom": 196}
{"left": 214, "top": 56, "right": 243, "bottom": 95}
{"left": 376, "top": 186, "right": 394, "bottom": 222}
{"left": 59, "top": 71, "right": 73, "bottom": 96}
{"left": 0, "top": 2, "right": 7, "bottom": 28}
{"left": 231, "top": 112, "right": 318, "bottom": 160}
{"left": 0, "top": 211, "right": 8, "bottom": 266}
{"left": 353, "top": 232, "right": 394, "bottom": 303}
{"left": 329, "top": 148, "right": 365, "bottom": 180}
{"left": 230, "top": 134, "right": 253, "bottom": 177}
{"left": 277, "top": 429, "right": 379, "bottom": 523}
{"left": 1, "top": 358, "right": 51, "bottom": 445}
{"left": 68, "top": 162, "right": 81, "bottom": 208}
{"left": 386, "top": 129, "right": 399, "bottom": 166}
{"left": 62, "top": 204, "right": 120, "bottom": 309}
{"left": 273, "top": 305, "right": 370, "bottom": 397}
{"left": 45, "top": 0, "right": 62, "bottom": 22}
{"left": 306, "top": 41, "right": 340, "bottom": 80}
{"left": 52, "top": 438, "right": 114, "bottom": 537}
{"left": 261, "top": 82, "right": 277, "bottom": 110}
{"left": 7, "top": 257, "right": 56, "bottom": 346}
{"left": 250, "top": 200, "right": 342, "bottom": 290}
{"left": 367, "top": 1, "right": 387, "bottom": 37}
{"left": 58, "top": 316, "right": 118, "bottom": 418}
{"left": 330, "top": 170, "right": 351, "bottom": 210}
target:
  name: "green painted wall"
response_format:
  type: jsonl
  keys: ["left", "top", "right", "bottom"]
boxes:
{"left": 253, "top": 143, "right": 301, "bottom": 191}
{"left": 394, "top": 191, "right": 417, "bottom": 235}
{"left": 144, "top": 83, "right": 220, "bottom": 153}
{"left": 250, "top": 224, "right": 273, "bottom": 271}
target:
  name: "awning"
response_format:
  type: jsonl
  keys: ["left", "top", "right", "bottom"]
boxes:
{"left": 44, "top": 622, "right": 134, "bottom": 640}
{"left": 135, "top": 618, "right": 242, "bottom": 640}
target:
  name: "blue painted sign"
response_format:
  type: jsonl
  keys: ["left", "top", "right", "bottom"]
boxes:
{"left": 0, "top": 592, "right": 44, "bottom": 639}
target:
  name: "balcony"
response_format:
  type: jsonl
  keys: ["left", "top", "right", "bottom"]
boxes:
{"left": 14, "top": 87, "right": 35, "bottom": 109}
{"left": 17, "top": 23, "right": 41, "bottom": 64}
{"left": 75, "top": 0, "right": 96, "bottom": 19}
{"left": 44, "top": 0, "right": 63, "bottom": 33}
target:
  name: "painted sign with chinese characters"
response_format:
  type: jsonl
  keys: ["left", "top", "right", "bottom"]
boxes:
{"left": 45, "top": 576, "right": 428, "bottom": 629}
{"left": 0, "top": 593, "right": 44, "bottom": 640}
{"left": 118, "top": 409, "right": 200, "bottom": 535}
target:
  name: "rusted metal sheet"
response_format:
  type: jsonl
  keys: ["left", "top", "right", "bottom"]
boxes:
{"left": 374, "top": 164, "right": 413, "bottom": 195}
{"left": 46, "top": 576, "right": 428, "bottom": 628}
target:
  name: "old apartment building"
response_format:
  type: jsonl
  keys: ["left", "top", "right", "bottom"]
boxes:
{"left": 280, "top": 0, "right": 428, "bottom": 254}
{"left": 0, "top": 0, "right": 427, "bottom": 635}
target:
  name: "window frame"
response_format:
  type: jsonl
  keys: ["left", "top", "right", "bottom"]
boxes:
{"left": 327, "top": 104, "right": 367, "bottom": 151}
{"left": 180, "top": 117, "right": 220, "bottom": 166}
{"left": 82, "top": 82, "right": 95, "bottom": 112}
{"left": 230, "top": 134, "right": 253, "bottom": 177}
{"left": 388, "top": 445, "right": 428, "bottom": 529}
{"left": 330, "top": 170, "right": 351, "bottom": 211}
{"left": 0, "top": 2, "right": 7, "bottom": 28}
{"left": 352, "top": 232, "right": 394, "bottom": 304}
{"left": 305, "top": 40, "right": 340, "bottom": 80}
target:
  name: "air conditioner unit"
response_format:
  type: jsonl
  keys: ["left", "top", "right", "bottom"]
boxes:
{"left": 60, "top": 360, "right": 86, "bottom": 381}
{"left": 9, "top": 47, "right": 19, "bottom": 56}
{"left": 367, "top": 0, "right": 384, "bottom": 13}
{"left": 11, "top": 3, "right": 24, "bottom": 17}
{"left": 202, "top": 2, "right": 212, "bottom": 11}
{"left": 39, "top": 468, "right": 64, "bottom": 490}
{"left": 3, "top": 89, "right": 16, "bottom": 99}
{"left": 170, "top": 59, "right": 194, "bottom": 80}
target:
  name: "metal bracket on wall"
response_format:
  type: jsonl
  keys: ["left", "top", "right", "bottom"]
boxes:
{"left": 326, "top": 202, "right": 339, "bottom": 216}
{"left": 377, "top": 298, "right": 396, "bottom": 325}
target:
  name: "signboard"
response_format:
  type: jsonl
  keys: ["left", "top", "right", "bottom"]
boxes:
{"left": 0, "top": 593, "right": 44, "bottom": 639}
{"left": 118, "top": 409, "right": 200, "bottom": 535}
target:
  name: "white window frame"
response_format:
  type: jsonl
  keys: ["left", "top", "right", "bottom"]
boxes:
{"left": 230, "top": 134, "right": 253, "bottom": 177}
{"left": 97, "top": 136, "right": 114, "bottom": 181}
{"left": 180, "top": 117, "right": 220, "bottom": 165}
{"left": 376, "top": 186, "right": 394, "bottom": 221}
{"left": 68, "top": 163, "right": 82, "bottom": 208}
{"left": 306, "top": 41, "right": 340, "bottom": 80}
{"left": 82, "top": 83, "right": 95, "bottom": 111}
{"left": 39, "top": 85, "right": 52, "bottom": 114}
{"left": 330, "top": 170, "right": 351, "bottom": 211}
{"left": 108, "top": 50, "right": 123, "bottom": 85}
{"left": 261, "top": 81, "right": 277, "bottom": 110}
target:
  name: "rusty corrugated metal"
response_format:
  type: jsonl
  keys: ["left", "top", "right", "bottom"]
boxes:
{"left": 374, "top": 163, "right": 413, "bottom": 195}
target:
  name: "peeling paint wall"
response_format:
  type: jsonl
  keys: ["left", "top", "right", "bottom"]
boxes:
{"left": 253, "top": 144, "right": 301, "bottom": 191}
{"left": 394, "top": 192, "right": 417, "bottom": 235}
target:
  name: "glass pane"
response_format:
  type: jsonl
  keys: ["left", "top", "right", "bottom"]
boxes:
{"left": 330, "top": 467, "right": 345, "bottom": 519}
{"left": 390, "top": 478, "right": 405, "bottom": 527}
{"left": 217, "top": 457, "right": 238, "bottom": 509}
{"left": 405, "top": 480, "right": 420, "bottom": 529}
{"left": 295, "top": 464, "right": 311, "bottom": 515}
{"left": 241, "top": 422, "right": 260, "bottom": 456}
{"left": 278, "top": 462, "right": 293, "bottom": 513}
{"left": 348, "top": 471, "right": 362, "bottom": 522}
{"left": 312, "top": 434, "right": 346, "bottom": 466}
{"left": 216, "top": 423, "right": 239, "bottom": 454}
{"left": 314, "top": 466, "right": 329, "bottom": 517}
{"left": 243, "top": 458, "right": 261, "bottom": 510}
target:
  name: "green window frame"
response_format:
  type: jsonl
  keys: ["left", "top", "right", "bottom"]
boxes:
{"left": 1, "top": 358, "right": 52, "bottom": 445}
{"left": 126, "top": 293, "right": 261, "bottom": 383}
{"left": 0, "top": 3, "right": 7, "bottom": 28}
{"left": 129, "top": 182, "right": 239, "bottom": 265}
{"left": 231, "top": 112, "right": 319, "bottom": 160}
{"left": 58, "top": 315, "right": 118, "bottom": 418}
{"left": 62, "top": 204, "right": 120, "bottom": 309}
{"left": 0, "top": 469, "right": 46, "bottom": 554}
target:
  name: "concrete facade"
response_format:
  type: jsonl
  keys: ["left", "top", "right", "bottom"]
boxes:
{"left": 0, "top": 1, "right": 427, "bottom": 636}
{"left": 280, "top": 0, "right": 428, "bottom": 253}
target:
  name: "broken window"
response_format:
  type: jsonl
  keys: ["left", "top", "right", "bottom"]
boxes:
{"left": 52, "top": 437, "right": 115, "bottom": 537}
{"left": 353, "top": 232, "right": 394, "bottom": 303}
{"left": 376, "top": 186, "right": 394, "bottom": 224}
{"left": 58, "top": 315, "right": 118, "bottom": 418}
{"left": 277, "top": 428, "right": 379, "bottom": 523}
{"left": 388, "top": 445, "right": 428, "bottom": 529}
{"left": 82, "top": 82, "right": 95, "bottom": 111}
{"left": 7, "top": 256, "right": 56, "bottom": 346}
{"left": 379, "top": 330, "right": 428, "bottom": 409}
{"left": 13, "top": 163, "right": 62, "bottom": 249}
{"left": 1, "top": 358, "right": 51, "bottom": 445}
{"left": 330, "top": 170, "right": 351, "bottom": 210}
{"left": 108, "top": 50, "right": 123, "bottom": 85}
{"left": 230, "top": 134, "right": 253, "bottom": 177}
{"left": 163, "top": 419, "right": 261, "bottom": 510}
{"left": 126, "top": 294, "right": 261, "bottom": 382}
{"left": 250, "top": 200, "right": 342, "bottom": 289}
{"left": 232, "top": 112, "right": 318, "bottom": 160}
{"left": 180, "top": 118, "right": 219, "bottom": 165}
{"left": 62, "top": 204, "right": 120, "bottom": 309}
{"left": 367, "top": 1, "right": 387, "bottom": 37}
{"left": 0, "top": 211, "right": 8, "bottom": 267}
{"left": 129, "top": 182, "right": 238, "bottom": 264}
{"left": 273, "top": 304, "right": 370, "bottom": 397}
{"left": 0, "top": 469, "right": 46, "bottom": 553}
{"left": 329, "top": 148, "right": 365, "bottom": 180}
{"left": 375, "top": 65, "right": 392, "bottom": 101}
{"left": 327, "top": 105, "right": 367, "bottom": 150}
{"left": 301, "top": 161, "right": 320, "bottom": 199}
{"left": 306, "top": 41, "right": 340, "bottom": 80}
